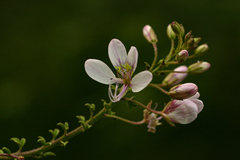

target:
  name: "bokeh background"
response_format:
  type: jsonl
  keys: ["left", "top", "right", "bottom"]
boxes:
{"left": 0, "top": 0, "right": 239, "bottom": 159}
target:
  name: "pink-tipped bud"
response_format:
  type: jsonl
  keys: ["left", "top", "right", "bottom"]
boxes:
{"left": 143, "top": 25, "right": 158, "bottom": 43}
{"left": 188, "top": 61, "right": 211, "bottom": 74}
{"left": 194, "top": 44, "right": 209, "bottom": 57}
{"left": 168, "top": 83, "right": 198, "bottom": 100}
{"left": 175, "top": 50, "right": 189, "bottom": 63}
{"left": 162, "top": 66, "right": 188, "bottom": 87}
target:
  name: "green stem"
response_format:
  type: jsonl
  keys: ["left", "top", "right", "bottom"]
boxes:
{"left": 175, "top": 34, "right": 183, "bottom": 53}
{"left": 104, "top": 114, "right": 145, "bottom": 125}
{"left": 157, "top": 70, "right": 188, "bottom": 73}
{"left": 148, "top": 83, "right": 169, "bottom": 95}
{"left": 123, "top": 97, "right": 161, "bottom": 115}
{"left": 0, "top": 102, "right": 113, "bottom": 160}
{"left": 165, "top": 61, "right": 178, "bottom": 65}
{"left": 149, "top": 43, "right": 158, "bottom": 71}
{"left": 165, "top": 40, "right": 175, "bottom": 62}
{"left": 151, "top": 66, "right": 160, "bottom": 74}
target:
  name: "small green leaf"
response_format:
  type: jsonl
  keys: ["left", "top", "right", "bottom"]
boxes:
{"left": 85, "top": 103, "right": 95, "bottom": 111}
{"left": 20, "top": 138, "right": 26, "bottom": 147}
{"left": 57, "top": 122, "right": 69, "bottom": 132}
{"left": 0, "top": 149, "right": 4, "bottom": 153}
{"left": 78, "top": 121, "right": 86, "bottom": 129}
{"left": 64, "top": 122, "right": 69, "bottom": 130}
{"left": 57, "top": 122, "right": 65, "bottom": 130}
{"left": 2, "top": 147, "right": 11, "bottom": 154}
{"left": 101, "top": 99, "right": 112, "bottom": 110}
{"left": 60, "top": 141, "right": 68, "bottom": 147}
{"left": 11, "top": 137, "right": 26, "bottom": 151}
{"left": 76, "top": 115, "right": 85, "bottom": 122}
{"left": 43, "top": 151, "right": 56, "bottom": 157}
{"left": 37, "top": 136, "right": 46, "bottom": 146}
{"left": 45, "top": 142, "right": 52, "bottom": 146}
{"left": 10, "top": 137, "right": 21, "bottom": 144}
{"left": 86, "top": 124, "right": 92, "bottom": 129}
{"left": 37, "top": 136, "right": 52, "bottom": 146}
{"left": 49, "top": 129, "right": 60, "bottom": 140}
{"left": 54, "top": 129, "right": 60, "bottom": 135}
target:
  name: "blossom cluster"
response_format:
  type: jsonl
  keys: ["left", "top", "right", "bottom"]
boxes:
{"left": 84, "top": 21, "right": 210, "bottom": 132}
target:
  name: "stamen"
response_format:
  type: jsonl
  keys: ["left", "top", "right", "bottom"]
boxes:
{"left": 114, "top": 83, "right": 119, "bottom": 97}
{"left": 157, "top": 116, "right": 163, "bottom": 121}
{"left": 154, "top": 103, "right": 158, "bottom": 110}
{"left": 108, "top": 78, "right": 129, "bottom": 102}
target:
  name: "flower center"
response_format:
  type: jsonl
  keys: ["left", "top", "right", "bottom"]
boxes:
{"left": 115, "top": 62, "right": 133, "bottom": 84}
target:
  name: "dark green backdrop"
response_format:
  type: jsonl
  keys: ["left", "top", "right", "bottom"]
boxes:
{"left": 0, "top": 0, "right": 238, "bottom": 159}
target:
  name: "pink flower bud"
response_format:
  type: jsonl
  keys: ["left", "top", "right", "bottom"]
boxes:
{"left": 168, "top": 83, "right": 198, "bottom": 100}
{"left": 143, "top": 25, "right": 158, "bottom": 43}
{"left": 162, "top": 92, "right": 203, "bottom": 124}
{"left": 162, "top": 66, "right": 188, "bottom": 87}
{"left": 188, "top": 61, "right": 211, "bottom": 74}
{"left": 175, "top": 50, "right": 189, "bottom": 63}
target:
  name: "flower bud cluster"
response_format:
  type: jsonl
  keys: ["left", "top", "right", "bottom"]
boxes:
{"left": 82, "top": 21, "right": 211, "bottom": 135}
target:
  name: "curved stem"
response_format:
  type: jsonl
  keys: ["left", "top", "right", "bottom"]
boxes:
{"left": 149, "top": 43, "right": 158, "bottom": 71}
{"left": 148, "top": 83, "right": 169, "bottom": 95}
{"left": 165, "top": 61, "right": 178, "bottom": 65}
{"left": 0, "top": 102, "right": 113, "bottom": 159}
{"left": 104, "top": 114, "right": 145, "bottom": 125}
{"left": 165, "top": 39, "right": 175, "bottom": 62}
{"left": 123, "top": 97, "right": 161, "bottom": 115}
{"left": 175, "top": 35, "right": 183, "bottom": 53}
{"left": 157, "top": 70, "right": 188, "bottom": 73}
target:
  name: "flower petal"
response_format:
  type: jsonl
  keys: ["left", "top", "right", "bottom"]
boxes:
{"left": 190, "top": 99, "right": 204, "bottom": 113}
{"left": 127, "top": 46, "right": 138, "bottom": 73}
{"left": 108, "top": 39, "right": 127, "bottom": 67}
{"left": 167, "top": 100, "right": 199, "bottom": 124}
{"left": 131, "top": 71, "right": 152, "bottom": 92}
{"left": 84, "top": 59, "right": 116, "bottom": 84}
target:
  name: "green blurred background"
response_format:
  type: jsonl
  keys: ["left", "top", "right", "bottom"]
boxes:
{"left": 0, "top": 0, "right": 239, "bottom": 159}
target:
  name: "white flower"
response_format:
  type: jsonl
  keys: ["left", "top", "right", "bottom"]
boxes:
{"left": 84, "top": 39, "right": 153, "bottom": 102}
{"left": 163, "top": 92, "right": 203, "bottom": 124}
